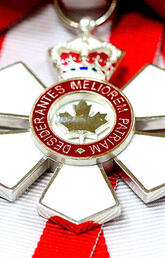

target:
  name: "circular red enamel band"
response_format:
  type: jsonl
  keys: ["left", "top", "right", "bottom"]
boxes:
{"left": 31, "top": 79, "right": 134, "bottom": 161}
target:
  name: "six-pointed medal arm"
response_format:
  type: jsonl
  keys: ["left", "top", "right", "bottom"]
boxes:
{"left": 0, "top": 63, "right": 165, "bottom": 232}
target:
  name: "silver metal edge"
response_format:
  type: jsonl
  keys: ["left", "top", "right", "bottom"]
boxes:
{"left": 0, "top": 61, "right": 46, "bottom": 89}
{"left": 0, "top": 62, "right": 46, "bottom": 133}
{"left": 121, "top": 63, "right": 165, "bottom": 91}
{"left": 38, "top": 163, "right": 121, "bottom": 225}
{"left": 135, "top": 116, "right": 165, "bottom": 132}
{"left": 0, "top": 113, "right": 30, "bottom": 131}
{"left": 114, "top": 131, "right": 165, "bottom": 203}
{"left": 0, "top": 129, "right": 28, "bottom": 135}
{"left": 0, "top": 157, "right": 49, "bottom": 201}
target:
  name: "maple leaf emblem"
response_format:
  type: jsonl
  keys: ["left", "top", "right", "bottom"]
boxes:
{"left": 58, "top": 100, "right": 108, "bottom": 134}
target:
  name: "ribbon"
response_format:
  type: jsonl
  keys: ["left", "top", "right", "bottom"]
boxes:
{"left": 0, "top": 0, "right": 46, "bottom": 32}
{"left": 33, "top": 223, "right": 109, "bottom": 258}
{"left": 110, "top": 12, "right": 164, "bottom": 89}
{"left": 33, "top": 174, "right": 119, "bottom": 258}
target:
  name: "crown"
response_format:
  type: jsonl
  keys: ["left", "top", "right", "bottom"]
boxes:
{"left": 49, "top": 35, "right": 123, "bottom": 81}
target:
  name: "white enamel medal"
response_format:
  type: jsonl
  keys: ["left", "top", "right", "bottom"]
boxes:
{"left": 1, "top": 0, "right": 165, "bottom": 234}
{"left": 30, "top": 0, "right": 134, "bottom": 231}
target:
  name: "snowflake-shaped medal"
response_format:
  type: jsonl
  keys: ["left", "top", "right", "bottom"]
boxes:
{"left": 1, "top": 20, "right": 165, "bottom": 233}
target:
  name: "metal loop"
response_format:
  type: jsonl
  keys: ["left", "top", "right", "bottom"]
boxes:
{"left": 53, "top": 0, "right": 117, "bottom": 29}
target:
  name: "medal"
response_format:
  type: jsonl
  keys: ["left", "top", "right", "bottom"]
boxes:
{"left": 0, "top": 0, "right": 165, "bottom": 236}
{"left": 31, "top": 0, "right": 133, "bottom": 232}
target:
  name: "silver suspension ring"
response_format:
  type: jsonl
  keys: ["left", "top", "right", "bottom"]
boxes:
{"left": 53, "top": 0, "right": 117, "bottom": 29}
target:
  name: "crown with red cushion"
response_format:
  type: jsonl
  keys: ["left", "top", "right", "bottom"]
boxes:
{"left": 49, "top": 35, "right": 123, "bottom": 81}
